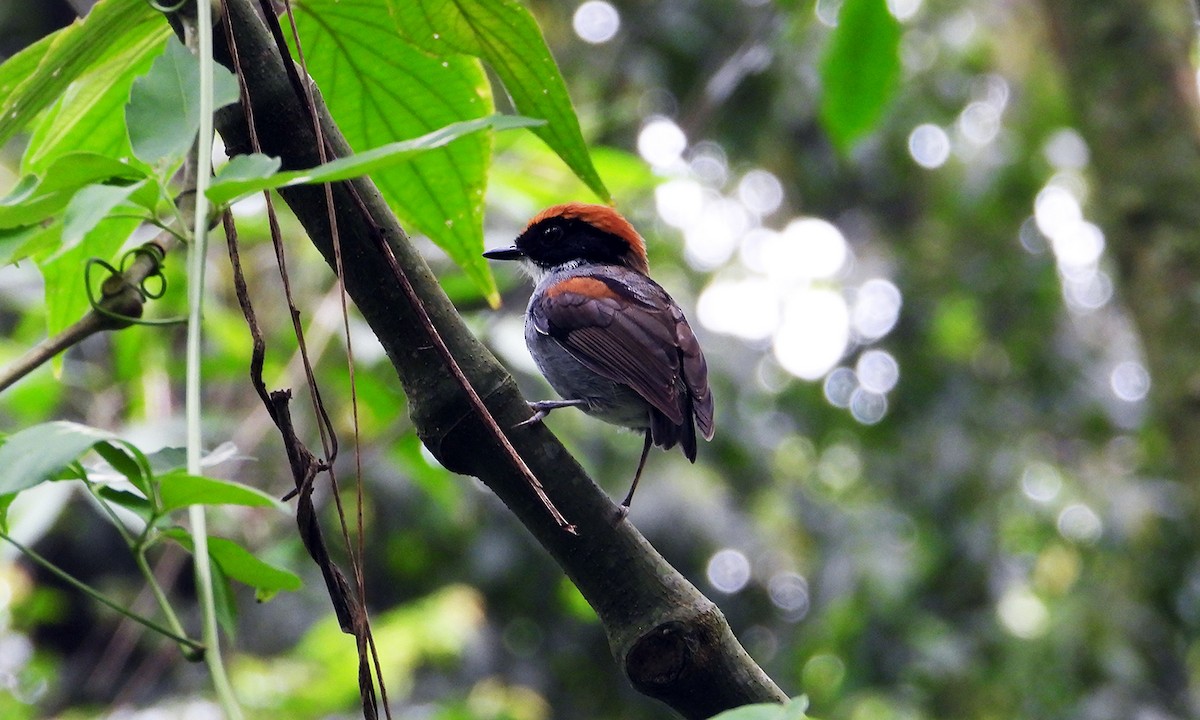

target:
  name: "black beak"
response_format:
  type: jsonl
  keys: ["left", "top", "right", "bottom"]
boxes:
{"left": 483, "top": 245, "right": 524, "bottom": 261}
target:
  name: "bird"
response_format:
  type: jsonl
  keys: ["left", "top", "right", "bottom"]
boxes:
{"left": 484, "top": 202, "right": 715, "bottom": 511}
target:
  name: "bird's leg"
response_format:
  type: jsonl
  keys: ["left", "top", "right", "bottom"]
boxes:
{"left": 515, "top": 398, "right": 590, "bottom": 427}
{"left": 618, "top": 430, "right": 654, "bottom": 514}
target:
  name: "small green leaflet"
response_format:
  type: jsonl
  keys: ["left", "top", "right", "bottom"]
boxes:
{"left": 205, "top": 115, "right": 544, "bottom": 205}
{"left": 156, "top": 470, "right": 283, "bottom": 513}
{"left": 710, "top": 696, "right": 812, "bottom": 720}
{"left": 819, "top": 0, "right": 901, "bottom": 154}
{"left": 164, "top": 528, "right": 303, "bottom": 599}
{"left": 126, "top": 35, "right": 240, "bottom": 167}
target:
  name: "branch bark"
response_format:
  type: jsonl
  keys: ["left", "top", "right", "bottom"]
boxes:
{"left": 1042, "top": 0, "right": 1200, "bottom": 485}
{"left": 1041, "top": 1, "right": 1200, "bottom": 712}
{"left": 202, "top": 1, "right": 787, "bottom": 716}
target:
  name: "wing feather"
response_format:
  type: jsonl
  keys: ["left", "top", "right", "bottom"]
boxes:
{"left": 534, "top": 269, "right": 713, "bottom": 449}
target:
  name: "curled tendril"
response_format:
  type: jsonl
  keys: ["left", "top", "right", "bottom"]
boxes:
{"left": 146, "top": 0, "right": 188, "bottom": 12}
{"left": 85, "top": 245, "right": 186, "bottom": 327}
{"left": 120, "top": 245, "right": 169, "bottom": 300}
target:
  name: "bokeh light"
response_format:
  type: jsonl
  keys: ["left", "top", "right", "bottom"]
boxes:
{"left": 767, "top": 572, "right": 810, "bottom": 620}
{"left": 655, "top": 178, "right": 705, "bottom": 229}
{"left": 908, "top": 124, "right": 951, "bottom": 168}
{"left": 770, "top": 218, "right": 848, "bottom": 280}
{"left": 849, "top": 388, "right": 888, "bottom": 424}
{"left": 1110, "top": 361, "right": 1150, "bottom": 402}
{"left": 886, "top": 0, "right": 923, "bottom": 21}
{"left": 684, "top": 199, "right": 751, "bottom": 270}
{"left": 572, "top": 1, "right": 620, "bottom": 44}
{"left": 1021, "top": 462, "right": 1062, "bottom": 504}
{"left": 737, "top": 169, "right": 784, "bottom": 216}
{"left": 957, "top": 101, "right": 1001, "bottom": 146}
{"left": 855, "top": 349, "right": 899, "bottom": 393}
{"left": 852, "top": 279, "right": 903, "bottom": 339}
{"left": 638, "top": 117, "right": 687, "bottom": 169}
{"left": 697, "top": 279, "right": 780, "bottom": 342}
{"left": 1043, "top": 128, "right": 1089, "bottom": 170}
{"left": 774, "top": 289, "right": 850, "bottom": 380}
{"left": 1057, "top": 504, "right": 1103, "bottom": 544}
{"left": 823, "top": 367, "right": 858, "bottom": 408}
{"left": 706, "top": 549, "right": 751, "bottom": 594}
{"left": 997, "top": 585, "right": 1049, "bottom": 639}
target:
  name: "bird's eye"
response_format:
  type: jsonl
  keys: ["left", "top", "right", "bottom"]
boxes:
{"left": 543, "top": 225, "right": 563, "bottom": 241}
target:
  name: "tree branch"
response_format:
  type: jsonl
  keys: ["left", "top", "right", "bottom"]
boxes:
{"left": 1041, "top": 0, "right": 1200, "bottom": 485}
{"left": 203, "top": 0, "right": 786, "bottom": 715}
{"left": 0, "top": 229, "right": 180, "bottom": 393}
{"left": 1041, "top": 1, "right": 1200, "bottom": 712}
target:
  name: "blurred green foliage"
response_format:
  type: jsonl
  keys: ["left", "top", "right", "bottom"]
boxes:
{"left": 0, "top": 0, "right": 1197, "bottom": 719}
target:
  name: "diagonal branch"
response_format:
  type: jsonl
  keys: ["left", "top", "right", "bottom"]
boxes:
{"left": 204, "top": 1, "right": 787, "bottom": 716}
{"left": 0, "top": 228, "right": 181, "bottom": 394}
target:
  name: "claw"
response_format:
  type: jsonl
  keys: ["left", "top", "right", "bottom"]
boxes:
{"left": 515, "top": 409, "right": 549, "bottom": 428}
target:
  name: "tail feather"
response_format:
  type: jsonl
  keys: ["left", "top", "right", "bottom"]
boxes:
{"left": 649, "top": 403, "right": 699, "bottom": 462}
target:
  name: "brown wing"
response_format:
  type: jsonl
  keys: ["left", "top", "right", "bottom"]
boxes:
{"left": 532, "top": 271, "right": 714, "bottom": 455}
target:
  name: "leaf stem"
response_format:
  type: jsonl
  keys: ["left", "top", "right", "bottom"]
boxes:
{"left": 186, "top": 4, "right": 243, "bottom": 717}
{"left": 134, "top": 545, "right": 202, "bottom": 661}
{"left": 0, "top": 531, "right": 204, "bottom": 654}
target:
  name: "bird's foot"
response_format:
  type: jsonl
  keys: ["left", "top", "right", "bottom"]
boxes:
{"left": 515, "top": 399, "right": 588, "bottom": 428}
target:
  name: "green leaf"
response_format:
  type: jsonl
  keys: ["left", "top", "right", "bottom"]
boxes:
{"left": 710, "top": 697, "right": 810, "bottom": 720}
{"left": 95, "top": 486, "right": 153, "bottom": 522}
{"left": 93, "top": 440, "right": 149, "bottom": 495}
{"left": 126, "top": 35, "right": 240, "bottom": 167}
{"left": 58, "top": 181, "right": 148, "bottom": 259}
{"left": 0, "top": 421, "right": 115, "bottom": 496}
{"left": 21, "top": 25, "right": 169, "bottom": 175}
{"left": 206, "top": 115, "right": 541, "bottom": 205}
{"left": 209, "top": 153, "right": 282, "bottom": 188}
{"left": 145, "top": 446, "right": 188, "bottom": 475}
{"left": 292, "top": 0, "right": 502, "bottom": 304}
{"left": 0, "top": 224, "right": 60, "bottom": 267}
{"left": 210, "top": 560, "right": 239, "bottom": 639}
{"left": 0, "top": 33, "right": 54, "bottom": 110}
{"left": 0, "top": 494, "right": 15, "bottom": 534}
{"left": 156, "top": 470, "right": 282, "bottom": 513}
{"left": 0, "top": 153, "right": 147, "bottom": 230}
{"left": 389, "top": 0, "right": 609, "bottom": 203}
{"left": 819, "top": 0, "right": 901, "bottom": 153}
{"left": 164, "top": 529, "right": 303, "bottom": 595}
{"left": 0, "top": 0, "right": 163, "bottom": 148}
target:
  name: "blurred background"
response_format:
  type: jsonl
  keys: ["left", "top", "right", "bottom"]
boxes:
{"left": 1, "top": 0, "right": 1197, "bottom": 718}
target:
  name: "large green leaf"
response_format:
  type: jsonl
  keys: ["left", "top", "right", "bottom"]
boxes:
{"left": 0, "top": 0, "right": 162, "bottom": 148}
{"left": 127, "top": 35, "right": 241, "bottom": 168}
{"left": 819, "top": 0, "right": 901, "bottom": 153}
{"left": 388, "top": 0, "right": 609, "bottom": 203}
{"left": 0, "top": 153, "right": 147, "bottom": 230}
{"left": 206, "top": 115, "right": 541, "bottom": 204}
{"left": 0, "top": 421, "right": 115, "bottom": 496}
{"left": 293, "top": 0, "right": 502, "bottom": 304}
{"left": 22, "top": 24, "right": 169, "bottom": 174}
